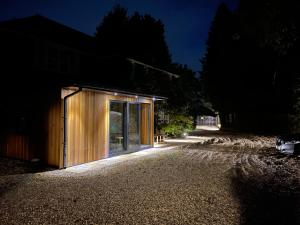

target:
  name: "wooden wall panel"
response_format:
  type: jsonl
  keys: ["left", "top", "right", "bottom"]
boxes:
{"left": 150, "top": 102, "right": 154, "bottom": 146}
{"left": 2, "top": 134, "right": 30, "bottom": 160}
{"left": 64, "top": 88, "right": 154, "bottom": 167}
{"left": 140, "top": 103, "right": 150, "bottom": 145}
{"left": 45, "top": 98, "right": 63, "bottom": 167}
{"left": 0, "top": 88, "right": 62, "bottom": 165}
{"left": 66, "top": 91, "right": 109, "bottom": 167}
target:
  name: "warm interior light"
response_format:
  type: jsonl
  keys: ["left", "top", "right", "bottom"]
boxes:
{"left": 114, "top": 92, "right": 118, "bottom": 96}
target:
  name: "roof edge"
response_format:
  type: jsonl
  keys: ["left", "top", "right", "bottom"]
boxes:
{"left": 64, "top": 85, "right": 167, "bottom": 101}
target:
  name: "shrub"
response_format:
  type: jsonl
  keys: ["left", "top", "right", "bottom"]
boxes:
{"left": 160, "top": 114, "right": 194, "bottom": 137}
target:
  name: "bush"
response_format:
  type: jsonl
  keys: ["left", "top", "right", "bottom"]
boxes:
{"left": 160, "top": 114, "right": 194, "bottom": 137}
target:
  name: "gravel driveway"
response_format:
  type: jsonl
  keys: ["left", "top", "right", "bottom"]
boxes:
{"left": 0, "top": 131, "right": 300, "bottom": 224}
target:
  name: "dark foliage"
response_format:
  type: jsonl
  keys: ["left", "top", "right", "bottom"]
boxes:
{"left": 95, "top": 5, "right": 171, "bottom": 69}
{"left": 201, "top": 0, "right": 300, "bottom": 132}
{"left": 168, "top": 63, "right": 202, "bottom": 116}
{"left": 95, "top": 5, "right": 202, "bottom": 118}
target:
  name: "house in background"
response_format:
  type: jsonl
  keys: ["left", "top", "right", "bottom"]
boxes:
{"left": 196, "top": 115, "right": 221, "bottom": 130}
{"left": 0, "top": 15, "right": 168, "bottom": 168}
{"left": 196, "top": 105, "right": 221, "bottom": 130}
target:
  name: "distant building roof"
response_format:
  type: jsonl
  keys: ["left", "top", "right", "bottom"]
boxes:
{"left": 127, "top": 58, "right": 179, "bottom": 79}
{"left": 0, "top": 15, "right": 95, "bottom": 51}
{"left": 0, "top": 15, "right": 179, "bottom": 78}
{"left": 0, "top": 15, "right": 176, "bottom": 99}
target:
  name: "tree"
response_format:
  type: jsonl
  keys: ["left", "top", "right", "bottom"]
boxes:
{"left": 238, "top": 0, "right": 300, "bottom": 56}
{"left": 201, "top": 0, "right": 300, "bottom": 132}
{"left": 238, "top": 0, "right": 300, "bottom": 131}
{"left": 95, "top": 5, "right": 203, "bottom": 127}
{"left": 95, "top": 5, "right": 129, "bottom": 57}
{"left": 127, "top": 13, "right": 171, "bottom": 68}
{"left": 95, "top": 6, "right": 171, "bottom": 69}
{"left": 168, "top": 63, "right": 201, "bottom": 116}
{"left": 200, "top": 3, "right": 238, "bottom": 113}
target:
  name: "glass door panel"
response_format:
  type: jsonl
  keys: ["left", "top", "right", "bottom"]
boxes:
{"left": 109, "top": 102, "right": 125, "bottom": 155}
{"left": 128, "top": 104, "right": 140, "bottom": 150}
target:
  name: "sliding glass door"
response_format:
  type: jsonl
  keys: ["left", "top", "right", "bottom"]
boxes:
{"left": 109, "top": 101, "right": 151, "bottom": 156}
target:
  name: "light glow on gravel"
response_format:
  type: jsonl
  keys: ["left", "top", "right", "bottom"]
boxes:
{"left": 44, "top": 145, "right": 181, "bottom": 176}
{"left": 196, "top": 125, "right": 220, "bottom": 131}
{"left": 164, "top": 136, "right": 211, "bottom": 143}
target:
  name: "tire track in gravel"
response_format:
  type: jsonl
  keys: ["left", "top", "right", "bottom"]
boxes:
{"left": 182, "top": 142, "right": 299, "bottom": 187}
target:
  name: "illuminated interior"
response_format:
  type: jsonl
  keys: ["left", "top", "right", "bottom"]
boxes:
{"left": 109, "top": 101, "right": 151, "bottom": 157}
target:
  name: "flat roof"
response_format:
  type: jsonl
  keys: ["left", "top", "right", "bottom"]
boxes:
{"left": 65, "top": 84, "right": 167, "bottom": 101}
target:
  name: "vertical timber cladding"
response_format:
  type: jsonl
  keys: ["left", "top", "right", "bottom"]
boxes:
{"left": 140, "top": 103, "right": 151, "bottom": 145}
{"left": 66, "top": 90, "right": 108, "bottom": 167}
{"left": 150, "top": 102, "right": 154, "bottom": 146}
{"left": 45, "top": 97, "right": 63, "bottom": 167}
{"left": 2, "top": 135, "right": 30, "bottom": 160}
{"left": 1, "top": 87, "right": 63, "bottom": 164}
{"left": 65, "top": 88, "right": 154, "bottom": 167}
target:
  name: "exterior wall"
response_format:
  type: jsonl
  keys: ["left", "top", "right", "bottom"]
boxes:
{"left": 0, "top": 87, "right": 154, "bottom": 168}
{"left": 141, "top": 104, "right": 150, "bottom": 145}
{"left": 140, "top": 103, "right": 154, "bottom": 146}
{"left": 64, "top": 88, "right": 154, "bottom": 167}
{"left": 45, "top": 97, "right": 64, "bottom": 168}
{"left": 0, "top": 16, "right": 157, "bottom": 167}
{"left": 65, "top": 90, "right": 107, "bottom": 167}
{"left": 150, "top": 103, "right": 154, "bottom": 146}
{"left": 0, "top": 135, "right": 30, "bottom": 160}
{"left": 0, "top": 87, "right": 63, "bottom": 166}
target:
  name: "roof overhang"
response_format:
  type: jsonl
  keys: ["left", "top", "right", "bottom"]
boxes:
{"left": 64, "top": 85, "right": 167, "bottom": 101}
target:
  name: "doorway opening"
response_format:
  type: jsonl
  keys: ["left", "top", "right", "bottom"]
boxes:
{"left": 109, "top": 101, "right": 151, "bottom": 156}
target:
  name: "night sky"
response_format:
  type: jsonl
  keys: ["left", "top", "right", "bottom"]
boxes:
{"left": 0, "top": 0, "right": 239, "bottom": 73}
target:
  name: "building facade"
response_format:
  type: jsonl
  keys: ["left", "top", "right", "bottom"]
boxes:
{"left": 0, "top": 15, "right": 164, "bottom": 168}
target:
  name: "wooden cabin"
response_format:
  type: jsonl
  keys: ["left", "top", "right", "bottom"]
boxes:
{"left": 0, "top": 85, "right": 160, "bottom": 168}
{"left": 0, "top": 15, "right": 171, "bottom": 168}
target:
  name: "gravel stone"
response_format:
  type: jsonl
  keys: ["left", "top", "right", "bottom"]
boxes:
{"left": 0, "top": 131, "right": 299, "bottom": 224}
